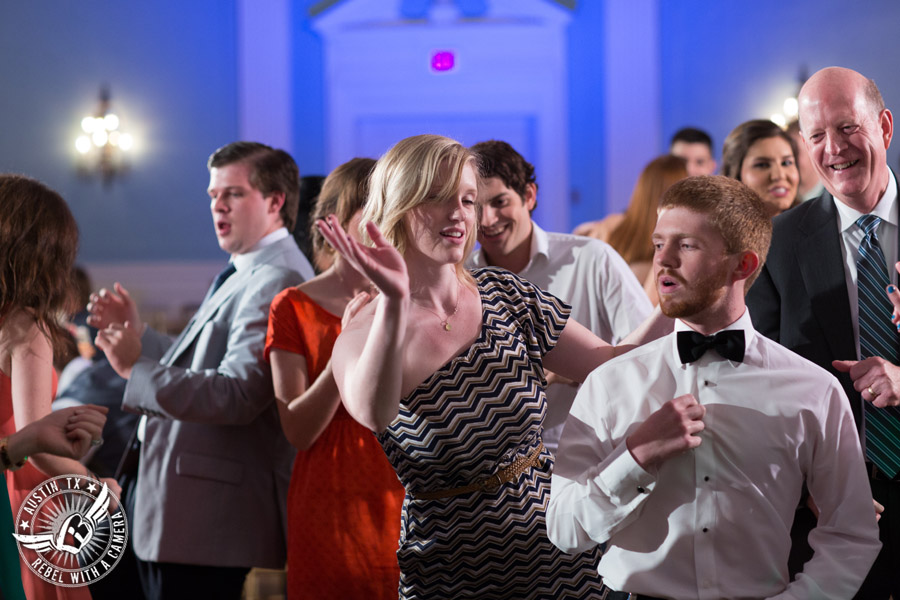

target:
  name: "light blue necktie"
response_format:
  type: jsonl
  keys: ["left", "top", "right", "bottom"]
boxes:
{"left": 856, "top": 214, "right": 900, "bottom": 478}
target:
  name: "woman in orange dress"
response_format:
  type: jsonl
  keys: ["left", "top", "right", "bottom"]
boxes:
{"left": 265, "top": 158, "right": 405, "bottom": 599}
{"left": 0, "top": 175, "right": 118, "bottom": 600}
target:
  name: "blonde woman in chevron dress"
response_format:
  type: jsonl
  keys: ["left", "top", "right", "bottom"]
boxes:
{"left": 319, "top": 134, "right": 667, "bottom": 599}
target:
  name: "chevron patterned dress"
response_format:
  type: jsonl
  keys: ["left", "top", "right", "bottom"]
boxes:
{"left": 377, "top": 268, "right": 603, "bottom": 599}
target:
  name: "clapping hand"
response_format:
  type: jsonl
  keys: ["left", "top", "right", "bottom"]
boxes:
{"left": 343, "top": 290, "right": 373, "bottom": 329}
{"left": 95, "top": 321, "right": 143, "bottom": 379}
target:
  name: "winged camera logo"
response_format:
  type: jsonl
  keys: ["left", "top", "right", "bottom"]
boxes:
{"left": 11, "top": 474, "right": 128, "bottom": 587}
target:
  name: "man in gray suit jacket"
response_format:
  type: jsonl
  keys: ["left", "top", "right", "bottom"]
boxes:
{"left": 91, "top": 142, "right": 315, "bottom": 599}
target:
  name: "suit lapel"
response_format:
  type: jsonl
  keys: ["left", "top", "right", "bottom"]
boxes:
{"left": 159, "top": 238, "right": 295, "bottom": 365}
{"left": 796, "top": 193, "right": 857, "bottom": 362}
{"left": 161, "top": 269, "right": 247, "bottom": 365}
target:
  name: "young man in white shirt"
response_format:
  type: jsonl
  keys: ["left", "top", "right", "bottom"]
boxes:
{"left": 466, "top": 140, "right": 652, "bottom": 454}
{"left": 547, "top": 175, "right": 880, "bottom": 599}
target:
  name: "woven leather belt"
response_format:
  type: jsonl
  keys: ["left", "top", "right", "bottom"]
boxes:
{"left": 415, "top": 442, "right": 545, "bottom": 500}
{"left": 599, "top": 584, "right": 666, "bottom": 600}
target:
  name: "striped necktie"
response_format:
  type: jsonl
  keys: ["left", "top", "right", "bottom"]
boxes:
{"left": 856, "top": 214, "right": 900, "bottom": 478}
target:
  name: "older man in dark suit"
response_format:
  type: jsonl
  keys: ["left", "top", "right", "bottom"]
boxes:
{"left": 747, "top": 66, "right": 899, "bottom": 599}
{"left": 91, "top": 142, "right": 314, "bottom": 599}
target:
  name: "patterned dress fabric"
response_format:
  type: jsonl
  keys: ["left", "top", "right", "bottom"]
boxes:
{"left": 265, "top": 287, "right": 405, "bottom": 599}
{"left": 378, "top": 268, "right": 603, "bottom": 599}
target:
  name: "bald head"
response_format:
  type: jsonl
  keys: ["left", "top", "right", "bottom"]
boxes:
{"left": 797, "top": 67, "right": 893, "bottom": 212}
{"left": 799, "top": 67, "right": 884, "bottom": 132}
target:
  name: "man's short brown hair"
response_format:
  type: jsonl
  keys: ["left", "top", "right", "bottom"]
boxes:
{"left": 208, "top": 141, "right": 300, "bottom": 231}
{"left": 471, "top": 140, "right": 538, "bottom": 211}
{"left": 659, "top": 175, "right": 772, "bottom": 289}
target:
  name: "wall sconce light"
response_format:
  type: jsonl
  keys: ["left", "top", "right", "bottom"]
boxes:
{"left": 770, "top": 67, "right": 808, "bottom": 129}
{"left": 75, "top": 87, "right": 133, "bottom": 184}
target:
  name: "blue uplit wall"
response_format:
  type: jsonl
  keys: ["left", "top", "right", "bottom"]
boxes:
{"left": 660, "top": 0, "right": 900, "bottom": 170}
{"left": 566, "top": 1, "right": 607, "bottom": 230}
{"left": 291, "top": 1, "right": 327, "bottom": 180}
{"left": 4, "top": 0, "right": 900, "bottom": 263}
{"left": 0, "top": 1, "right": 239, "bottom": 262}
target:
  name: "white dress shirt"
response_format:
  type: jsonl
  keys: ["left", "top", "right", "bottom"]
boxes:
{"left": 832, "top": 169, "right": 898, "bottom": 359}
{"left": 547, "top": 310, "right": 880, "bottom": 600}
{"left": 468, "top": 222, "right": 652, "bottom": 454}
{"left": 234, "top": 226, "right": 315, "bottom": 280}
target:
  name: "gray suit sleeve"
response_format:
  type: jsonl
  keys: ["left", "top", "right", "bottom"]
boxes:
{"left": 122, "top": 268, "right": 301, "bottom": 425}
{"left": 140, "top": 327, "right": 174, "bottom": 360}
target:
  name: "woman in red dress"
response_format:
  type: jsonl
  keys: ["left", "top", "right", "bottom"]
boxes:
{"left": 265, "top": 158, "right": 405, "bottom": 599}
{"left": 0, "top": 175, "right": 118, "bottom": 600}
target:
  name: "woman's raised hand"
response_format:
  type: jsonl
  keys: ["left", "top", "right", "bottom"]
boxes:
{"left": 317, "top": 215, "right": 409, "bottom": 301}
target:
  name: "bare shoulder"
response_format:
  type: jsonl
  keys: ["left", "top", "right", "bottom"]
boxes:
{"left": 0, "top": 308, "right": 46, "bottom": 373}
{"left": 0, "top": 308, "right": 41, "bottom": 345}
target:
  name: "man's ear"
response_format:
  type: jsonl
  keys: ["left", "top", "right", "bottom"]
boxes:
{"left": 880, "top": 108, "right": 893, "bottom": 151}
{"left": 524, "top": 182, "right": 537, "bottom": 213}
{"left": 267, "top": 191, "right": 285, "bottom": 216}
{"left": 732, "top": 251, "right": 760, "bottom": 283}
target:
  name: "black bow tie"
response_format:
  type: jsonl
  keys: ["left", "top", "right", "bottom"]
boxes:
{"left": 677, "top": 330, "right": 745, "bottom": 364}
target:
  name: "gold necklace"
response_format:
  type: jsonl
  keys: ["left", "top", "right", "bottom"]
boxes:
{"left": 412, "top": 281, "right": 461, "bottom": 331}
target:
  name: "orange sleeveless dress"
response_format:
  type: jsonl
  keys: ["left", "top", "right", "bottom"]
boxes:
{"left": 265, "top": 287, "right": 405, "bottom": 599}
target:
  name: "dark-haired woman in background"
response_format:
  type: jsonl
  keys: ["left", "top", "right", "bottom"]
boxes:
{"left": 0, "top": 174, "right": 118, "bottom": 600}
{"left": 722, "top": 119, "right": 800, "bottom": 218}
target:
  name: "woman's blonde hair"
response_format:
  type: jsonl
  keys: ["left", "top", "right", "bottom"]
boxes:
{"left": 363, "top": 134, "right": 478, "bottom": 283}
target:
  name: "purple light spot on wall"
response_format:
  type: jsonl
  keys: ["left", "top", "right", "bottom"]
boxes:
{"left": 431, "top": 51, "right": 455, "bottom": 72}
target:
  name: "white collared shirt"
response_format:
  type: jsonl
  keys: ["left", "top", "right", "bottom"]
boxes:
{"left": 833, "top": 170, "right": 899, "bottom": 358}
{"left": 547, "top": 310, "right": 880, "bottom": 600}
{"left": 232, "top": 227, "right": 291, "bottom": 273}
{"left": 467, "top": 222, "right": 652, "bottom": 453}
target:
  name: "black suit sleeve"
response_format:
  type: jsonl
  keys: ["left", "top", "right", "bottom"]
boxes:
{"left": 747, "top": 262, "right": 781, "bottom": 343}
